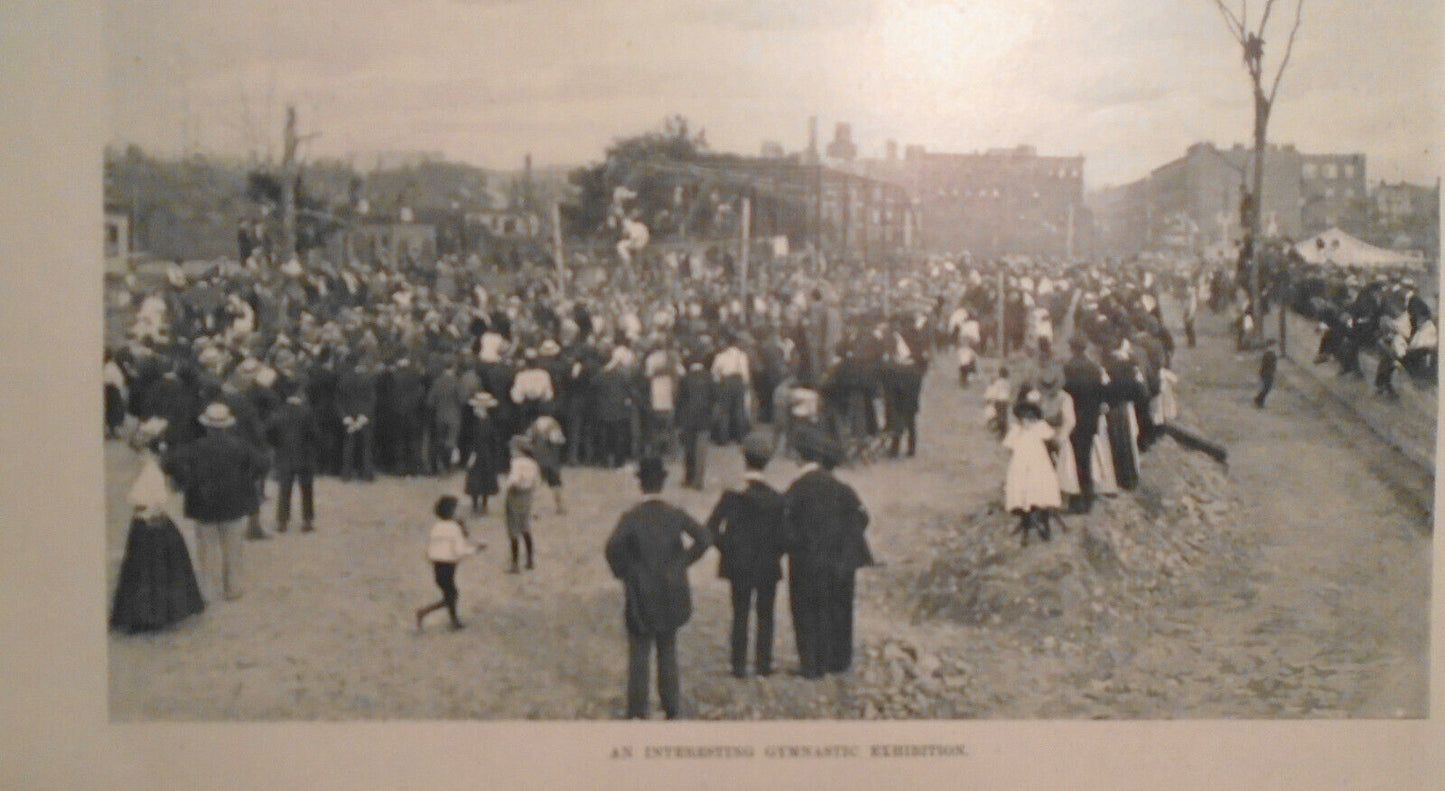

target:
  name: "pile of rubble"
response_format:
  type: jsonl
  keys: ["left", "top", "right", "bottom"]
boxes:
{"left": 912, "top": 438, "right": 1241, "bottom": 629}
{"left": 849, "top": 638, "right": 976, "bottom": 718}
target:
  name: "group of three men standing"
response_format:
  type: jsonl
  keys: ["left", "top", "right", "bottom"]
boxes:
{"left": 604, "top": 427, "right": 871, "bottom": 719}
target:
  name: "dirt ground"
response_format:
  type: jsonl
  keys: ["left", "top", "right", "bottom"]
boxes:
{"left": 106, "top": 309, "right": 1431, "bottom": 720}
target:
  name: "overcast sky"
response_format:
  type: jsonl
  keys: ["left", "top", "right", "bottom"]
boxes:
{"left": 107, "top": 0, "right": 1442, "bottom": 189}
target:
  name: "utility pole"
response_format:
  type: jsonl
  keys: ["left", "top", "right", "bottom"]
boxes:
{"left": 279, "top": 104, "right": 321, "bottom": 265}
{"left": 739, "top": 197, "right": 751, "bottom": 326}
{"left": 1066, "top": 202, "right": 1076, "bottom": 260}
{"left": 997, "top": 269, "right": 1006, "bottom": 359}
{"left": 814, "top": 162, "right": 824, "bottom": 255}
{"left": 552, "top": 201, "right": 566, "bottom": 297}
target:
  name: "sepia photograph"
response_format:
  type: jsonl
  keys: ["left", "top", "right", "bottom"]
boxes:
{"left": 4, "top": 0, "right": 1440, "bottom": 787}
{"left": 95, "top": 0, "right": 1439, "bottom": 726}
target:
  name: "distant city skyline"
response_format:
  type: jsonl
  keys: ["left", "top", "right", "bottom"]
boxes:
{"left": 108, "top": 0, "right": 1442, "bottom": 189}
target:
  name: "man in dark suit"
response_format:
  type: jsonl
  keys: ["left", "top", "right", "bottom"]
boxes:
{"left": 304, "top": 352, "right": 343, "bottom": 475}
{"left": 705, "top": 435, "right": 786, "bottom": 678}
{"left": 164, "top": 402, "right": 269, "bottom": 602}
{"left": 265, "top": 382, "right": 322, "bottom": 533}
{"left": 674, "top": 355, "right": 715, "bottom": 488}
{"left": 563, "top": 339, "right": 603, "bottom": 466}
{"left": 383, "top": 356, "right": 428, "bottom": 475}
{"left": 593, "top": 351, "right": 636, "bottom": 468}
{"left": 1062, "top": 334, "right": 1104, "bottom": 513}
{"left": 604, "top": 458, "right": 710, "bottom": 719}
{"left": 784, "top": 427, "right": 872, "bottom": 678}
{"left": 337, "top": 357, "right": 379, "bottom": 481}
{"left": 212, "top": 378, "right": 270, "bottom": 541}
{"left": 881, "top": 356, "right": 923, "bottom": 458}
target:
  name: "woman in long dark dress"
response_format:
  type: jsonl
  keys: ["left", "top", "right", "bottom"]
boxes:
{"left": 1102, "top": 341, "right": 1142, "bottom": 491}
{"left": 111, "top": 419, "right": 205, "bottom": 632}
{"left": 464, "top": 392, "right": 501, "bottom": 513}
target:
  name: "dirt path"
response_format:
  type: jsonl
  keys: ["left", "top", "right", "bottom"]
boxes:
{"left": 1143, "top": 312, "right": 1431, "bottom": 717}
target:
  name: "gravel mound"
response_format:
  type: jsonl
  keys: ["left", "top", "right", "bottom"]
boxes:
{"left": 911, "top": 439, "right": 1239, "bottom": 629}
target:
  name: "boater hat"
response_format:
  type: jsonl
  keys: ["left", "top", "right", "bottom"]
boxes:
{"left": 198, "top": 402, "right": 237, "bottom": 429}
{"left": 468, "top": 391, "right": 499, "bottom": 414}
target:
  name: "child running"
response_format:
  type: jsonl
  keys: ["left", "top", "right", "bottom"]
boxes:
{"left": 416, "top": 495, "right": 486, "bottom": 631}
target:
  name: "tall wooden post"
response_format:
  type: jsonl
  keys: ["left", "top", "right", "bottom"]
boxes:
{"left": 1278, "top": 265, "right": 1288, "bottom": 357}
{"left": 280, "top": 106, "right": 298, "bottom": 263}
{"left": 740, "top": 197, "right": 751, "bottom": 325}
{"left": 814, "top": 162, "right": 824, "bottom": 254}
{"left": 551, "top": 201, "right": 565, "bottom": 297}
{"left": 997, "top": 268, "right": 1006, "bottom": 359}
{"left": 883, "top": 256, "right": 892, "bottom": 316}
{"left": 1066, "top": 203, "right": 1076, "bottom": 260}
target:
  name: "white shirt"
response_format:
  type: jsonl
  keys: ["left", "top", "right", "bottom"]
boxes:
{"left": 427, "top": 519, "right": 476, "bottom": 563}
{"left": 984, "top": 378, "right": 1012, "bottom": 403}
{"left": 506, "top": 455, "right": 542, "bottom": 492}
{"left": 606, "top": 345, "right": 636, "bottom": 371}
{"left": 103, "top": 360, "right": 128, "bottom": 394}
{"left": 789, "top": 388, "right": 821, "bottom": 419}
{"left": 961, "top": 319, "right": 982, "bottom": 346}
{"left": 620, "top": 311, "right": 643, "bottom": 340}
{"left": 478, "top": 331, "right": 508, "bottom": 363}
{"left": 712, "top": 346, "right": 751, "bottom": 383}
{"left": 511, "top": 368, "right": 554, "bottom": 403}
{"left": 644, "top": 350, "right": 678, "bottom": 378}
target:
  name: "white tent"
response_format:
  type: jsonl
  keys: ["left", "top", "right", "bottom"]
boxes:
{"left": 1294, "top": 227, "right": 1426, "bottom": 269}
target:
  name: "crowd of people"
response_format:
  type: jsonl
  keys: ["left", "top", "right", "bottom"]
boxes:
{"left": 101, "top": 248, "right": 941, "bottom": 493}
{"left": 1291, "top": 266, "right": 1437, "bottom": 398}
{"left": 110, "top": 236, "right": 1378, "bottom": 714}
{"left": 101, "top": 245, "right": 932, "bottom": 635}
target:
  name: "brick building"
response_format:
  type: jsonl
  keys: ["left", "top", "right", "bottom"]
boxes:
{"left": 1089, "top": 142, "right": 1370, "bottom": 260}
{"left": 1369, "top": 180, "right": 1439, "bottom": 258}
{"left": 850, "top": 144, "right": 1089, "bottom": 259}
{"left": 1300, "top": 153, "right": 1369, "bottom": 234}
{"left": 618, "top": 148, "right": 917, "bottom": 258}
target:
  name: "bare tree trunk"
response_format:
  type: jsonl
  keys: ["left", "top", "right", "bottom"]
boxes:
{"left": 1251, "top": 91, "right": 1268, "bottom": 331}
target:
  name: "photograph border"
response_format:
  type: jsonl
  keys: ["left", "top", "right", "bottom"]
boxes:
{"left": 1, "top": 1, "right": 1442, "bottom": 787}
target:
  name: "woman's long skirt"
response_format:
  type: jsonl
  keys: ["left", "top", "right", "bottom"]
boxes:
{"left": 110, "top": 514, "right": 205, "bottom": 632}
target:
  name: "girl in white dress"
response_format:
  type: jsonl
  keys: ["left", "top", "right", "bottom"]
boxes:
{"left": 1002, "top": 400, "right": 1063, "bottom": 545}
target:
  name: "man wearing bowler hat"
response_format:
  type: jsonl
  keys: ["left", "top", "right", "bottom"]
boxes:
{"left": 784, "top": 426, "right": 872, "bottom": 678}
{"left": 164, "top": 401, "right": 269, "bottom": 602}
{"left": 604, "top": 458, "right": 710, "bottom": 718}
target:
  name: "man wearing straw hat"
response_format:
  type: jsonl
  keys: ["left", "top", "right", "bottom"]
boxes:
{"left": 164, "top": 401, "right": 269, "bottom": 602}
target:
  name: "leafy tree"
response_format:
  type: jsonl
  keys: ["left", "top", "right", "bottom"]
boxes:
{"left": 566, "top": 115, "right": 708, "bottom": 238}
